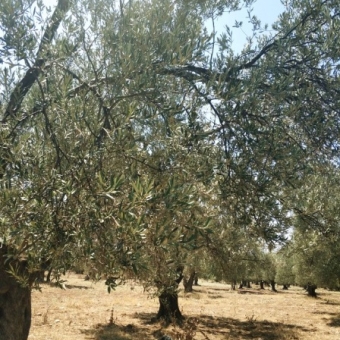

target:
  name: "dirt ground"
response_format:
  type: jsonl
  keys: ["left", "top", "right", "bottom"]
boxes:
{"left": 27, "top": 273, "right": 340, "bottom": 340}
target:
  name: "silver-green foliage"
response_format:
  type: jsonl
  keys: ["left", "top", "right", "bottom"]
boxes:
{"left": 1, "top": 0, "right": 340, "bottom": 289}
{"left": 291, "top": 167, "right": 340, "bottom": 289}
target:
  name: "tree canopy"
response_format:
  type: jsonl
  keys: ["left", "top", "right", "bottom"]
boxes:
{"left": 1, "top": 0, "right": 340, "bottom": 337}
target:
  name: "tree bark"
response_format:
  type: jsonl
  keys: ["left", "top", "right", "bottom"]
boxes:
{"left": 270, "top": 280, "right": 277, "bottom": 292}
{"left": 2, "top": 0, "right": 71, "bottom": 124}
{"left": 0, "top": 0, "right": 71, "bottom": 179}
{"left": 156, "top": 290, "right": 183, "bottom": 323}
{"left": 260, "top": 280, "right": 265, "bottom": 289}
{"left": 306, "top": 283, "right": 317, "bottom": 297}
{"left": 156, "top": 267, "right": 184, "bottom": 323}
{"left": 193, "top": 273, "right": 199, "bottom": 286}
{"left": 46, "top": 267, "right": 53, "bottom": 283}
{"left": 0, "top": 247, "right": 32, "bottom": 340}
{"left": 183, "top": 270, "right": 196, "bottom": 293}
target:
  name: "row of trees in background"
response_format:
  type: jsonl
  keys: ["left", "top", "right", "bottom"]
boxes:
{"left": 193, "top": 228, "right": 340, "bottom": 297}
{"left": 1, "top": 0, "right": 340, "bottom": 339}
{"left": 196, "top": 167, "right": 340, "bottom": 295}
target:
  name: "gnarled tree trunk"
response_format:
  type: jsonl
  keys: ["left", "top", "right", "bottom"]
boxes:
{"left": 157, "top": 290, "right": 183, "bottom": 323}
{"left": 156, "top": 267, "right": 184, "bottom": 323}
{"left": 0, "top": 246, "right": 32, "bottom": 340}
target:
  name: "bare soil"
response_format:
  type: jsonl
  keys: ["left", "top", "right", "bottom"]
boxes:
{"left": 27, "top": 273, "right": 340, "bottom": 340}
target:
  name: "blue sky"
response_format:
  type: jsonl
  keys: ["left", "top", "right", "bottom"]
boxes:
{"left": 207, "top": 0, "right": 285, "bottom": 52}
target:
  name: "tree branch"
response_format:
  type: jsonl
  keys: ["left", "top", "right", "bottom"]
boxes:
{"left": 2, "top": 0, "right": 71, "bottom": 123}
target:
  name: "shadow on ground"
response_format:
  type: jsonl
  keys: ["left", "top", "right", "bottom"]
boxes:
{"left": 204, "top": 286, "right": 288, "bottom": 295}
{"left": 327, "top": 314, "right": 340, "bottom": 327}
{"left": 64, "top": 284, "right": 94, "bottom": 290}
{"left": 203, "top": 286, "right": 231, "bottom": 292}
{"left": 313, "top": 307, "right": 340, "bottom": 327}
{"left": 207, "top": 293, "right": 224, "bottom": 299}
{"left": 81, "top": 322, "right": 159, "bottom": 340}
{"left": 321, "top": 299, "right": 340, "bottom": 306}
{"left": 41, "top": 282, "right": 94, "bottom": 290}
{"left": 197, "top": 314, "right": 309, "bottom": 339}
{"left": 130, "top": 312, "right": 310, "bottom": 340}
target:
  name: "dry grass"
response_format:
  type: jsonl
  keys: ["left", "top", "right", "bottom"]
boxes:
{"left": 28, "top": 273, "right": 340, "bottom": 340}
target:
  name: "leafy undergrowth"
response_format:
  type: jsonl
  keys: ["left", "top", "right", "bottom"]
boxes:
{"left": 28, "top": 273, "right": 340, "bottom": 340}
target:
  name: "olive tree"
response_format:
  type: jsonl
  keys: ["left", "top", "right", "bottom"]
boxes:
{"left": 0, "top": 0, "right": 238, "bottom": 334}
{"left": 275, "top": 244, "right": 296, "bottom": 289}
{"left": 1, "top": 0, "right": 340, "bottom": 338}
{"left": 290, "top": 167, "right": 340, "bottom": 295}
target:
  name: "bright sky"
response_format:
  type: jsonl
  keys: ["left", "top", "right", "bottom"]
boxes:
{"left": 208, "top": 0, "right": 285, "bottom": 52}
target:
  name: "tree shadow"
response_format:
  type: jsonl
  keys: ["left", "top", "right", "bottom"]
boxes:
{"left": 81, "top": 322, "right": 158, "bottom": 340}
{"left": 207, "top": 293, "right": 224, "bottom": 299}
{"left": 64, "top": 284, "right": 94, "bottom": 290}
{"left": 132, "top": 312, "right": 158, "bottom": 324}
{"left": 313, "top": 305, "right": 340, "bottom": 327}
{"left": 40, "top": 282, "right": 93, "bottom": 290}
{"left": 131, "top": 312, "right": 309, "bottom": 339}
{"left": 321, "top": 299, "right": 340, "bottom": 306}
{"left": 204, "top": 286, "right": 231, "bottom": 292}
{"left": 197, "top": 314, "right": 309, "bottom": 339}
{"left": 313, "top": 311, "right": 338, "bottom": 316}
{"left": 205, "top": 286, "right": 287, "bottom": 295}
{"left": 237, "top": 289, "right": 277, "bottom": 295}
{"left": 327, "top": 314, "right": 340, "bottom": 327}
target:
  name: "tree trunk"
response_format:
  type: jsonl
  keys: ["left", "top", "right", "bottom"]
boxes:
{"left": 37, "top": 269, "right": 45, "bottom": 283}
{"left": 46, "top": 267, "right": 53, "bottom": 283}
{"left": 36, "top": 259, "right": 52, "bottom": 283}
{"left": 260, "top": 280, "right": 265, "bottom": 289}
{"left": 193, "top": 273, "right": 199, "bottom": 286}
{"left": 231, "top": 280, "right": 236, "bottom": 290}
{"left": 246, "top": 281, "right": 251, "bottom": 289}
{"left": 0, "top": 247, "right": 32, "bottom": 340}
{"left": 156, "top": 267, "right": 184, "bottom": 323}
{"left": 183, "top": 271, "right": 195, "bottom": 293}
{"left": 306, "top": 283, "right": 317, "bottom": 297}
{"left": 156, "top": 290, "right": 183, "bottom": 323}
{"left": 270, "top": 280, "right": 277, "bottom": 292}
{"left": 282, "top": 284, "right": 289, "bottom": 290}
